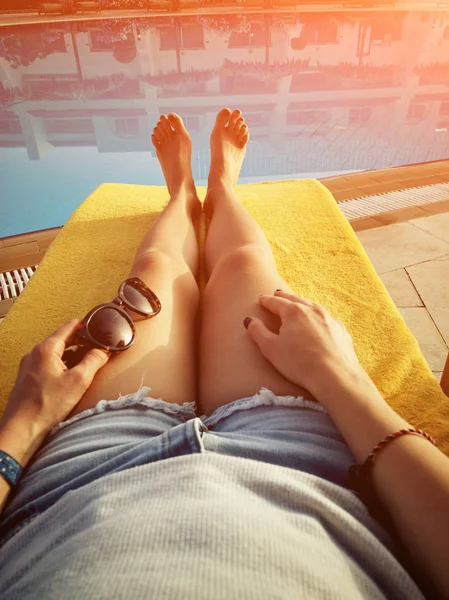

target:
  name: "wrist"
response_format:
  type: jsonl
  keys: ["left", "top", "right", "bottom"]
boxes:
{"left": 0, "top": 418, "right": 49, "bottom": 469}
{"left": 309, "top": 365, "right": 411, "bottom": 465}
{"left": 309, "top": 363, "right": 376, "bottom": 406}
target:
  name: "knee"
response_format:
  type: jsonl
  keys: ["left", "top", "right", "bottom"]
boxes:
{"left": 212, "top": 244, "right": 276, "bottom": 277}
{"left": 134, "top": 248, "right": 174, "bottom": 272}
{"left": 133, "top": 249, "right": 199, "bottom": 294}
{"left": 204, "top": 245, "right": 277, "bottom": 296}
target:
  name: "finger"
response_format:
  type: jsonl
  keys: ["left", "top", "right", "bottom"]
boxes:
{"left": 42, "top": 319, "right": 83, "bottom": 355}
{"left": 19, "top": 351, "right": 31, "bottom": 368}
{"left": 69, "top": 347, "right": 110, "bottom": 388}
{"left": 275, "top": 290, "right": 314, "bottom": 306}
{"left": 243, "top": 315, "right": 277, "bottom": 358}
{"left": 258, "top": 294, "right": 302, "bottom": 320}
{"left": 258, "top": 292, "right": 312, "bottom": 318}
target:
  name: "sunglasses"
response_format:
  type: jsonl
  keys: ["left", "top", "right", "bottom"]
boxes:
{"left": 62, "top": 277, "right": 161, "bottom": 368}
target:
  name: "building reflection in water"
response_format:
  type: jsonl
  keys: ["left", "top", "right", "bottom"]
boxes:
{"left": 1, "top": 10, "right": 449, "bottom": 195}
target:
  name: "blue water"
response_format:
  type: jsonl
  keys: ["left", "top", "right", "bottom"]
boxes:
{"left": 1, "top": 10, "right": 449, "bottom": 237}
{"left": 0, "top": 147, "right": 165, "bottom": 235}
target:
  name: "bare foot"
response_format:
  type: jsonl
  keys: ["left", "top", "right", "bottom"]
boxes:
{"left": 204, "top": 108, "right": 249, "bottom": 219}
{"left": 152, "top": 113, "right": 200, "bottom": 220}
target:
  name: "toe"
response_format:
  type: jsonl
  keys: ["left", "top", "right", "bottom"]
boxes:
{"left": 156, "top": 120, "right": 167, "bottom": 141}
{"left": 152, "top": 127, "right": 163, "bottom": 146}
{"left": 238, "top": 123, "right": 248, "bottom": 140}
{"left": 239, "top": 132, "right": 249, "bottom": 148}
{"left": 215, "top": 108, "right": 232, "bottom": 127}
{"left": 160, "top": 115, "right": 173, "bottom": 137}
{"left": 168, "top": 113, "right": 188, "bottom": 134}
{"left": 233, "top": 116, "right": 244, "bottom": 132}
{"left": 228, "top": 109, "right": 242, "bottom": 129}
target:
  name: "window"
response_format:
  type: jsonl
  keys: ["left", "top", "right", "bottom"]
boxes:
{"left": 114, "top": 118, "right": 139, "bottom": 135}
{"left": 244, "top": 113, "right": 268, "bottom": 127}
{"left": 349, "top": 107, "right": 372, "bottom": 124}
{"left": 0, "top": 119, "right": 22, "bottom": 134}
{"left": 440, "top": 102, "right": 449, "bottom": 117}
{"left": 316, "top": 20, "right": 339, "bottom": 44}
{"left": 370, "top": 17, "right": 403, "bottom": 43}
{"left": 287, "top": 110, "right": 327, "bottom": 126}
{"left": 407, "top": 104, "right": 425, "bottom": 120}
{"left": 159, "top": 25, "right": 204, "bottom": 50}
{"left": 300, "top": 20, "right": 338, "bottom": 45}
{"left": 42, "top": 32, "right": 67, "bottom": 53}
{"left": 182, "top": 115, "right": 199, "bottom": 131}
{"left": 89, "top": 31, "right": 115, "bottom": 51}
{"left": 160, "top": 27, "right": 177, "bottom": 50}
{"left": 228, "top": 23, "right": 268, "bottom": 48}
{"left": 45, "top": 119, "right": 94, "bottom": 134}
{"left": 181, "top": 25, "right": 204, "bottom": 49}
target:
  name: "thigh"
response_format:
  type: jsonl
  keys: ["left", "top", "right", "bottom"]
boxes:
{"left": 69, "top": 251, "right": 199, "bottom": 418}
{"left": 198, "top": 245, "right": 314, "bottom": 416}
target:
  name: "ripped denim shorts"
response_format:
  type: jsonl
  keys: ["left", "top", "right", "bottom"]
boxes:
{"left": 0, "top": 386, "right": 357, "bottom": 546}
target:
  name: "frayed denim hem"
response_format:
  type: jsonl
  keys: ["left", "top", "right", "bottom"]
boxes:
{"left": 48, "top": 385, "right": 197, "bottom": 438}
{"left": 49, "top": 385, "right": 328, "bottom": 438}
{"left": 199, "top": 387, "right": 328, "bottom": 429}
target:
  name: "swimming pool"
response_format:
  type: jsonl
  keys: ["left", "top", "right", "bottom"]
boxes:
{"left": 1, "top": 8, "right": 449, "bottom": 237}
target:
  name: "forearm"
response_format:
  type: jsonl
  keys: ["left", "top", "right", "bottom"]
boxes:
{"left": 312, "top": 367, "right": 449, "bottom": 599}
{"left": 0, "top": 418, "right": 49, "bottom": 518}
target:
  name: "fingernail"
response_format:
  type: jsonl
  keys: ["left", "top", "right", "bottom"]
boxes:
{"left": 243, "top": 317, "right": 252, "bottom": 329}
{"left": 276, "top": 288, "right": 282, "bottom": 292}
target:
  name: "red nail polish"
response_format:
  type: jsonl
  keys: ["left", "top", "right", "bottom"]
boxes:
{"left": 243, "top": 317, "right": 252, "bottom": 329}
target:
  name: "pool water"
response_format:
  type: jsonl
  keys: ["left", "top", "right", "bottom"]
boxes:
{"left": 1, "top": 9, "right": 449, "bottom": 237}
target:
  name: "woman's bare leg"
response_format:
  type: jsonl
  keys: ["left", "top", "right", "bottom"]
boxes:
{"left": 198, "top": 108, "right": 314, "bottom": 417}
{"left": 69, "top": 114, "right": 201, "bottom": 418}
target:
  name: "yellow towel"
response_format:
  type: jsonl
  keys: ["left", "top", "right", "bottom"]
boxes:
{"left": 1, "top": 180, "right": 448, "bottom": 457}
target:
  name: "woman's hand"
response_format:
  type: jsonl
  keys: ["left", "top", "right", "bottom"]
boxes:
{"left": 1, "top": 320, "right": 110, "bottom": 434}
{"left": 244, "top": 290, "right": 363, "bottom": 399}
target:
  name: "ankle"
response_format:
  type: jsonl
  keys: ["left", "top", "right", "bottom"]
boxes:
{"left": 207, "top": 175, "right": 234, "bottom": 193}
{"left": 169, "top": 178, "right": 196, "bottom": 198}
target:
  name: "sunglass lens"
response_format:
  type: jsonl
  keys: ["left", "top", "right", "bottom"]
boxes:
{"left": 123, "top": 281, "right": 159, "bottom": 314}
{"left": 88, "top": 307, "right": 133, "bottom": 349}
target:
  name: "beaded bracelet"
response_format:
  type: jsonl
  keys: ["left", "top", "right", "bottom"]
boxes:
{"left": 0, "top": 450, "right": 22, "bottom": 487}
{"left": 348, "top": 428, "right": 437, "bottom": 522}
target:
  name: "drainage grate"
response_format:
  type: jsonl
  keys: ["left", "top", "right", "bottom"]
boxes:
{"left": 338, "top": 181, "right": 449, "bottom": 220}
{"left": 0, "top": 266, "right": 38, "bottom": 301}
